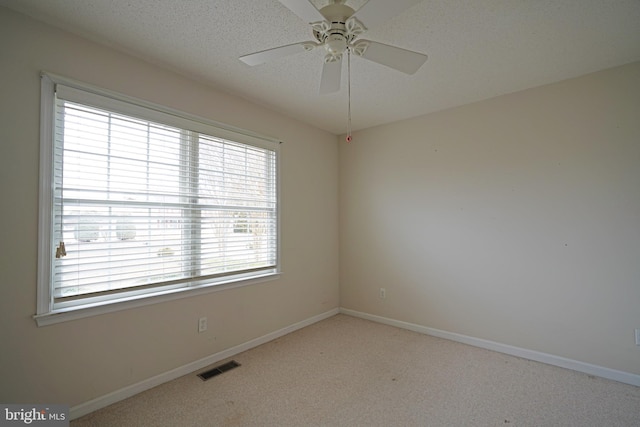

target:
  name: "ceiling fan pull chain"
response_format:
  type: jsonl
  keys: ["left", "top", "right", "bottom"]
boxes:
{"left": 346, "top": 48, "right": 352, "bottom": 143}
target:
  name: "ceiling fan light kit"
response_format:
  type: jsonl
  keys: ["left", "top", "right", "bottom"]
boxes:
{"left": 240, "top": 0, "right": 428, "bottom": 140}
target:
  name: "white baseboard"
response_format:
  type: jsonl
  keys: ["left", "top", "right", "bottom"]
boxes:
{"left": 70, "top": 308, "right": 340, "bottom": 420}
{"left": 340, "top": 308, "right": 640, "bottom": 388}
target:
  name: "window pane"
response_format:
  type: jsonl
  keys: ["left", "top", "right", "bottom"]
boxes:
{"left": 51, "top": 96, "right": 278, "bottom": 305}
{"left": 197, "top": 134, "right": 277, "bottom": 277}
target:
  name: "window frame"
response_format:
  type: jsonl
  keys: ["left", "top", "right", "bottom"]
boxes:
{"left": 35, "top": 73, "right": 281, "bottom": 326}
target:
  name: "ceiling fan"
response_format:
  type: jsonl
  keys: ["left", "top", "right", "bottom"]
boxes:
{"left": 239, "top": 0, "right": 428, "bottom": 95}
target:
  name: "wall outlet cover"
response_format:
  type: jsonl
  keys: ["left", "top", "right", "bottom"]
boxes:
{"left": 198, "top": 317, "right": 207, "bottom": 333}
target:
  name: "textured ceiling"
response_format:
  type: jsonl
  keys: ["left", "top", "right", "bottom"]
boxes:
{"left": 2, "top": 0, "right": 640, "bottom": 135}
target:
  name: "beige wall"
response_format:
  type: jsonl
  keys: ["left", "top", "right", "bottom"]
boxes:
{"left": 0, "top": 8, "right": 339, "bottom": 406}
{"left": 340, "top": 61, "right": 640, "bottom": 374}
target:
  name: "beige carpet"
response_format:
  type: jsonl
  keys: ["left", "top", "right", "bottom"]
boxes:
{"left": 72, "top": 314, "right": 640, "bottom": 426}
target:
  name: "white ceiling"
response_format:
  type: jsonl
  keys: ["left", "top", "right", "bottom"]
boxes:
{"left": 2, "top": 0, "right": 640, "bottom": 135}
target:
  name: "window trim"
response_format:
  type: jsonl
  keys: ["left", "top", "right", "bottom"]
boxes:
{"left": 36, "top": 72, "right": 281, "bottom": 327}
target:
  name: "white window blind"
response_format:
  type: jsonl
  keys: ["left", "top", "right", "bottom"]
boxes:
{"left": 38, "top": 74, "right": 279, "bottom": 319}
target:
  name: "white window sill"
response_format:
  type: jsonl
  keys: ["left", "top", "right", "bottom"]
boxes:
{"left": 34, "top": 272, "right": 281, "bottom": 327}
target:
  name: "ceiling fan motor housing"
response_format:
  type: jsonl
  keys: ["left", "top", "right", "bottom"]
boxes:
{"left": 314, "top": 3, "right": 367, "bottom": 59}
{"left": 315, "top": 3, "right": 353, "bottom": 40}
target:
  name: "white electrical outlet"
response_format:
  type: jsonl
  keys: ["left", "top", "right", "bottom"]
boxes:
{"left": 635, "top": 329, "right": 640, "bottom": 346}
{"left": 379, "top": 288, "right": 386, "bottom": 299}
{"left": 198, "top": 317, "right": 207, "bottom": 333}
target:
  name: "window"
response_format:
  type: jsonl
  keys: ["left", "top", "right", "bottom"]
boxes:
{"left": 36, "top": 74, "right": 280, "bottom": 325}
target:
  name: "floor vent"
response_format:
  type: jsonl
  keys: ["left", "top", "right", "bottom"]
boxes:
{"left": 198, "top": 360, "right": 241, "bottom": 381}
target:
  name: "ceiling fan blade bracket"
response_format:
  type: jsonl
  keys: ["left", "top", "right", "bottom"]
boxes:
{"left": 302, "top": 42, "right": 319, "bottom": 51}
{"left": 324, "top": 52, "right": 343, "bottom": 63}
{"left": 345, "top": 17, "right": 367, "bottom": 41}
{"left": 350, "top": 40, "right": 369, "bottom": 57}
{"left": 311, "top": 20, "right": 331, "bottom": 39}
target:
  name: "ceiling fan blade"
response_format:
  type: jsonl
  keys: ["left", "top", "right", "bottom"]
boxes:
{"left": 319, "top": 57, "right": 343, "bottom": 94}
{"left": 354, "top": 40, "right": 427, "bottom": 74}
{"left": 278, "top": 0, "right": 325, "bottom": 23}
{"left": 352, "top": 0, "right": 422, "bottom": 29}
{"left": 240, "top": 42, "right": 314, "bottom": 66}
